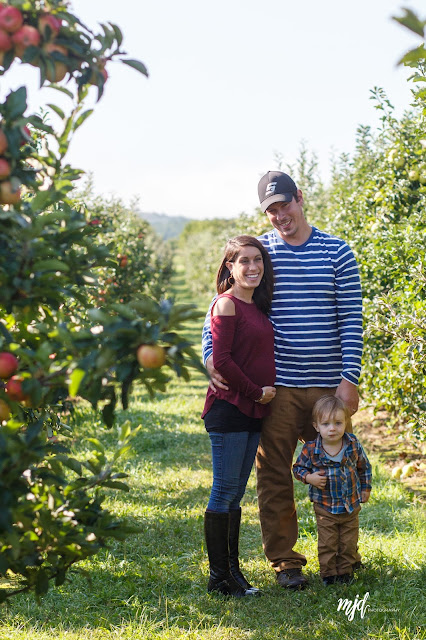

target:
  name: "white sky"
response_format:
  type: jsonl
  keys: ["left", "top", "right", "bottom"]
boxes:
{"left": 2, "top": 1, "right": 425, "bottom": 219}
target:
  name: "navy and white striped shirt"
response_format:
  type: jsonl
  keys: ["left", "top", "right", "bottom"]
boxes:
{"left": 202, "top": 226, "right": 363, "bottom": 388}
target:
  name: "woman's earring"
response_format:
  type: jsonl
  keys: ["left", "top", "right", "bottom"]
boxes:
{"left": 227, "top": 274, "right": 235, "bottom": 285}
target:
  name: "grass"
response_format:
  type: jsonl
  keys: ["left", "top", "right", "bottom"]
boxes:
{"left": 0, "top": 264, "right": 425, "bottom": 640}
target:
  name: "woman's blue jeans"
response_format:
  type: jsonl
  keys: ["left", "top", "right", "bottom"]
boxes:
{"left": 207, "top": 431, "right": 261, "bottom": 513}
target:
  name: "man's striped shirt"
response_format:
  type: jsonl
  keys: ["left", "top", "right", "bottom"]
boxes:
{"left": 202, "top": 226, "right": 363, "bottom": 388}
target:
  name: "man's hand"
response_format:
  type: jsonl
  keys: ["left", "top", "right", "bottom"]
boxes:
{"left": 335, "top": 378, "right": 359, "bottom": 415}
{"left": 306, "top": 470, "right": 327, "bottom": 489}
{"left": 206, "top": 355, "right": 229, "bottom": 392}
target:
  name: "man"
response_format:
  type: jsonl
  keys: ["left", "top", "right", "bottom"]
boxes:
{"left": 202, "top": 170, "right": 363, "bottom": 589}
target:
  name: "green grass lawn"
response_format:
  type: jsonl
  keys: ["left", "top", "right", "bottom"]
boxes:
{"left": 1, "top": 265, "right": 425, "bottom": 639}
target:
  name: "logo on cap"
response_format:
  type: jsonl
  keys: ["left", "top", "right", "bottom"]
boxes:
{"left": 265, "top": 182, "right": 277, "bottom": 197}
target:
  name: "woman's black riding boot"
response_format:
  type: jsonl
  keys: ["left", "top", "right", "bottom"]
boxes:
{"left": 229, "top": 508, "right": 261, "bottom": 595}
{"left": 204, "top": 511, "right": 256, "bottom": 597}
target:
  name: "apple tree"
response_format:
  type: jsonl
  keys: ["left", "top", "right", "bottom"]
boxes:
{"left": 321, "top": 75, "right": 426, "bottom": 439}
{"left": 0, "top": 0, "right": 203, "bottom": 600}
{"left": 81, "top": 188, "right": 174, "bottom": 306}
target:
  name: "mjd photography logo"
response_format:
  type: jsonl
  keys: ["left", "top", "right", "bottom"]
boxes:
{"left": 337, "top": 592, "right": 399, "bottom": 621}
{"left": 337, "top": 592, "right": 370, "bottom": 621}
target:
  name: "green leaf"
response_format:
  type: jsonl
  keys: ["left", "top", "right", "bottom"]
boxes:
{"left": 88, "top": 309, "right": 110, "bottom": 324}
{"left": 47, "top": 103, "right": 66, "bottom": 120}
{"left": 397, "top": 43, "right": 426, "bottom": 67}
{"left": 73, "top": 109, "right": 94, "bottom": 132}
{"left": 86, "top": 437, "right": 105, "bottom": 453}
{"left": 24, "top": 420, "right": 44, "bottom": 445}
{"left": 26, "top": 115, "right": 55, "bottom": 134}
{"left": 120, "top": 59, "right": 149, "bottom": 77}
{"left": 0, "top": 322, "right": 13, "bottom": 343}
{"left": 48, "top": 84, "right": 74, "bottom": 99}
{"left": 53, "top": 179, "right": 75, "bottom": 193}
{"left": 119, "top": 421, "right": 131, "bottom": 442}
{"left": 110, "top": 22, "right": 123, "bottom": 47}
{"left": 22, "top": 46, "right": 40, "bottom": 65}
{"left": 33, "top": 259, "right": 70, "bottom": 272}
{"left": 393, "top": 9, "right": 425, "bottom": 37}
{"left": 5, "top": 87, "right": 27, "bottom": 120}
{"left": 99, "top": 22, "right": 115, "bottom": 50}
{"left": 69, "top": 368, "right": 86, "bottom": 397}
{"left": 102, "top": 480, "right": 130, "bottom": 491}
{"left": 112, "top": 445, "right": 132, "bottom": 462}
{"left": 30, "top": 190, "right": 54, "bottom": 213}
{"left": 109, "top": 302, "right": 138, "bottom": 320}
{"left": 56, "top": 455, "right": 83, "bottom": 475}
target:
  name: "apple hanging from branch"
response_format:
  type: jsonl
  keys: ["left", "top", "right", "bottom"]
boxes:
{"left": 0, "top": 352, "right": 19, "bottom": 378}
{"left": 137, "top": 344, "right": 166, "bottom": 369}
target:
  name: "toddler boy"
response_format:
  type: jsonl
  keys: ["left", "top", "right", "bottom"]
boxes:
{"left": 293, "top": 395, "right": 372, "bottom": 585}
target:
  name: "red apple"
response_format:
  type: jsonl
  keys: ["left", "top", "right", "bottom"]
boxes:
{"left": 38, "top": 13, "right": 62, "bottom": 40}
{"left": 0, "top": 398, "right": 10, "bottom": 421}
{"left": 0, "top": 352, "right": 19, "bottom": 378}
{"left": 0, "top": 28, "right": 12, "bottom": 51}
{"left": 0, "top": 180, "right": 21, "bottom": 205}
{"left": 6, "top": 376, "right": 28, "bottom": 402}
{"left": 0, "top": 157, "right": 10, "bottom": 179}
{"left": 0, "top": 128, "right": 7, "bottom": 154}
{"left": 0, "top": 6, "right": 23, "bottom": 33}
{"left": 137, "top": 344, "right": 166, "bottom": 369}
{"left": 117, "top": 253, "right": 128, "bottom": 267}
{"left": 12, "top": 24, "right": 40, "bottom": 58}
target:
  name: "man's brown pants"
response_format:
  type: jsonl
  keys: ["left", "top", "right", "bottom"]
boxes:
{"left": 255, "top": 386, "right": 336, "bottom": 572}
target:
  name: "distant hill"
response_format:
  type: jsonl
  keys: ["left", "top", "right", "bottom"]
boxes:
{"left": 137, "top": 211, "right": 193, "bottom": 240}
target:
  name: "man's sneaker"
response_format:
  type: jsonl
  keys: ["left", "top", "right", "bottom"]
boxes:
{"left": 322, "top": 575, "right": 337, "bottom": 586}
{"left": 336, "top": 573, "right": 353, "bottom": 584}
{"left": 276, "top": 568, "right": 308, "bottom": 590}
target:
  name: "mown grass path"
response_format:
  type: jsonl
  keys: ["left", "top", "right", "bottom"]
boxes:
{"left": 1, "top": 263, "right": 425, "bottom": 640}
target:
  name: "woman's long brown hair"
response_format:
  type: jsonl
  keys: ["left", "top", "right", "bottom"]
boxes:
{"left": 215, "top": 235, "right": 274, "bottom": 315}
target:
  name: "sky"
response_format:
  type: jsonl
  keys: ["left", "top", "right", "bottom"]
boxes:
{"left": 2, "top": 1, "right": 425, "bottom": 219}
